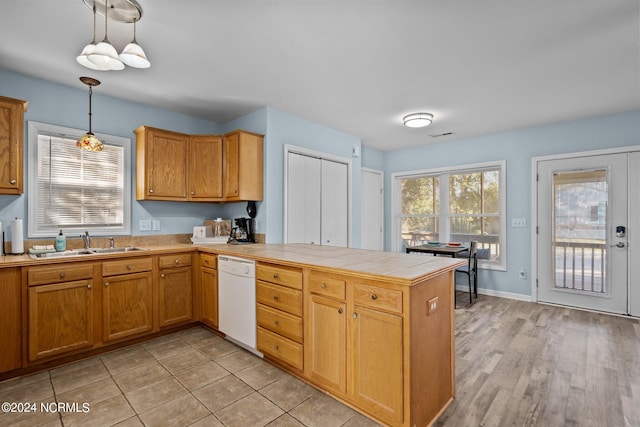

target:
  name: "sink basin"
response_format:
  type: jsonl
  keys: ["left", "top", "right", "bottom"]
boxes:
{"left": 89, "top": 247, "right": 148, "bottom": 254}
{"left": 30, "top": 249, "right": 95, "bottom": 259}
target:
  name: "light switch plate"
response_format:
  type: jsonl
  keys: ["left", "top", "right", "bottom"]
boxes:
{"left": 152, "top": 220, "right": 160, "bottom": 231}
{"left": 511, "top": 218, "right": 526, "bottom": 228}
{"left": 139, "top": 219, "right": 152, "bottom": 231}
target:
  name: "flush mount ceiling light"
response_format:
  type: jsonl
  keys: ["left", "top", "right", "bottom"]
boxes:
{"left": 403, "top": 112, "right": 434, "bottom": 128}
{"left": 77, "top": 0, "right": 150, "bottom": 71}
{"left": 76, "top": 77, "right": 104, "bottom": 152}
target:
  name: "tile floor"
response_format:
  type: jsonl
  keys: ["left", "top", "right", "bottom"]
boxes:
{"left": 0, "top": 327, "right": 381, "bottom": 427}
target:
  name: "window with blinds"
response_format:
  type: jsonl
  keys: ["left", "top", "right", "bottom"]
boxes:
{"left": 28, "top": 121, "right": 131, "bottom": 238}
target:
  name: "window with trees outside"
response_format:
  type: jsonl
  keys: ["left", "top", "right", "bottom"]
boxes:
{"left": 27, "top": 121, "right": 131, "bottom": 238}
{"left": 394, "top": 161, "right": 506, "bottom": 270}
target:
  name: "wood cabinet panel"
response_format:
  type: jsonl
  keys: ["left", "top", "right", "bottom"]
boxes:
{"left": 28, "top": 264, "right": 94, "bottom": 286}
{"left": 102, "top": 271, "right": 153, "bottom": 342}
{"left": 158, "top": 266, "right": 193, "bottom": 327}
{"left": 159, "top": 253, "right": 192, "bottom": 269}
{"left": 257, "top": 281, "right": 302, "bottom": 316}
{"left": 102, "top": 257, "right": 152, "bottom": 277}
{"left": 353, "top": 283, "right": 403, "bottom": 314}
{"left": 0, "top": 96, "right": 27, "bottom": 194}
{"left": 308, "top": 274, "right": 345, "bottom": 300}
{"left": 257, "top": 263, "right": 303, "bottom": 290}
{"left": 223, "top": 132, "right": 239, "bottom": 198}
{"left": 28, "top": 280, "right": 94, "bottom": 361}
{"left": 200, "top": 266, "right": 218, "bottom": 329}
{"left": 223, "top": 130, "right": 264, "bottom": 201}
{"left": 257, "top": 303, "right": 303, "bottom": 343}
{"left": 200, "top": 253, "right": 217, "bottom": 270}
{"left": 351, "top": 305, "right": 404, "bottom": 425}
{"left": 190, "top": 135, "right": 223, "bottom": 200}
{"left": 0, "top": 268, "right": 21, "bottom": 373}
{"left": 258, "top": 327, "right": 303, "bottom": 370}
{"left": 306, "top": 294, "right": 346, "bottom": 393}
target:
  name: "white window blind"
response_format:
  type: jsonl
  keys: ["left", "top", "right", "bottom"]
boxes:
{"left": 28, "top": 121, "right": 131, "bottom": 238}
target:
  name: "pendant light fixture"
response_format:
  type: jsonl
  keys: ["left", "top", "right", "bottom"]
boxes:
{"left": 76, "top": 77, "right": 104, "bottom": 152}
{"left": 77, "top": 0, "right": 149, "bottom": 71}
{"left": 87, "top": 0, "right": 124, "bottom": 70}
{"left": 119, "top": 18, "right": 151, "bottom": 68}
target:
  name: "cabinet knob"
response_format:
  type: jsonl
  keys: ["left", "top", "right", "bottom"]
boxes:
{"left": 87, "top": 284, "right": 92, "bottom": 289}
{"left": 10, "top": 179, "right": 16, "bottom": 185}
{"left": 127, "top": 264, "right": 133, "bottom": 270}
{"left": 353, "top": 312, "right": 358, "bottom": 319}
{"left": 204, "top": 260, "right": 209, "bottom": 264}
{"left": 149, "top": 189, "right": 154, "bottom": 193}
{"left": 371, "top": 294, "right": 377, "bottom": 300}
{"left": 321, "top": 283, "right": 327, "bottom": 289}
{"left": 175, "top": 259, "right": 180, "bottom": 264}
{"left": 191, "top": 191, "right": 195, "bottom": 195}
{"left": 273, "top": 273, "right": 279, "bottom": 279}
{"left": 274, "top": 345, "right": 279, "bottom": 351}
{"left": 104, "top": 282, "right": 109, "bottom": 287}
{"left": 274, "top": 320, "right": 279, "bottom": 326}
{"left": 338, "top": 308, "right": 343, "bottom": 314}
{"left": 59, "top": 272, "right": 66, "bottom": 278}
{"left": 160, "top": 273, "right": 165, "bottom": 278}
{"left": 273, "top": 295, "right": 279, "bottom": 301}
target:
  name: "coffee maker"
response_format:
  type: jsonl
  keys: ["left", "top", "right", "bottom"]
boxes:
{"left": 230, "top": 217, "right": 254, "bottom": 243}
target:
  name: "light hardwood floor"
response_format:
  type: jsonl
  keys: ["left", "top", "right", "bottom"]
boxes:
{"left": 438, "top": 293, "right": 640, "bottom": 427}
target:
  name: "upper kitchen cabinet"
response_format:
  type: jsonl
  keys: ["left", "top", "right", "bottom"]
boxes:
{"left": 0, "top": 96, "right": 27, "bottom": 195}
{"left": 135, "top": 126, "right": 189, "bottom": 201}
{"left": 223, "top": 130, "right": 264, "bottom": 201}
{"left": 135, "top": 127, "right": 263, "bottom": 202}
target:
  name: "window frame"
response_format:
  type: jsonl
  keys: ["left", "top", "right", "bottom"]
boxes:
{"left": 392, "top": 160, "right": 507, "bottom": 271}
{"left": 27, "top": 121, "right": 132, "bottom": 238}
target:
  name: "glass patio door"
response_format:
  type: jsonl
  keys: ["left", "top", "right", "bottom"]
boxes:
{"left": 537, "top": 153, "right": 629, "bottom": 314}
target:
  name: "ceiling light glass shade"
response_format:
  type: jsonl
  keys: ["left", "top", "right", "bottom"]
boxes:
{"left": 120, "top": 42, "right": 150, "bottom": 68}
{"left": 88, "top": 41, "right": 125, "bottom": 70}
{"left": 76, "top": 132, "right": 104, "bottom": 152}
{"left": 403, "top": 113, "right": 434, "bottom": 128}
{"left": 76, "top": 43, "right": 106, "bottom": 70}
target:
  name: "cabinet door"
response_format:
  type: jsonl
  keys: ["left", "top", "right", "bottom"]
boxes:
{"left": 144, "top": 128, "right": 189, "bottom": 200}
{"left": 0, "top": 96, "right": 26, "bottom": 194}
{"left": 103, "top": 272, "right": 153, "bottom": 342}
{"left": 286, "top": 152, "right": 321, "bottom": 244}
{"left": 351, "top": 305, "right": 404, "bottom": 425}
{"left": 306, "top": 294, "right": 346, "bottom": 394}
{"left": 28, "top": 280, "right": 94, "bottom": 361}
{"left": 158, "top": 267, "right": 193, "bottom": 327}
{"left": 223, "top": 133, "right": 240, "bottom": 198}
{"left": 190, "top": 135, "right": 223, "bottom": 200}
{"left": 0, "top": 268, "right": 21, "bottom": 373}
{"left": 200, "top": 267, "right": 218, "bottom": 329}
{"left": 321, "top": 159, "right": 348, "bottom": 247}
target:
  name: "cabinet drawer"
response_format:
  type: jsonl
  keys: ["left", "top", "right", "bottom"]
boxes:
{"left": 28, "top": 264, "right": 94, "bottom": 286}
{"left": 102, "top": 257, "right": 152, "bottom": 277}
{"left": 257, "top": 304, "right": 303, "bottom": 343}
{"left": 258, "top": 327, "right": 303, "bottom": 370}
{"left": 353, "top": 283, "right": 403, "bottom": 314}
{"left": 257, "top": 281, "right": 302, "bottom": 316}
{"left": 308, "top": 274, "right": 346, "bottom": 300}
{"left": 257, "top": 264, "right": 302, "bottom": 290}
{"left": 159, "top": 253, "right": 192, "bottom": 269}
{"left": 200, "top": 253, "right": 217, "bottom": 269}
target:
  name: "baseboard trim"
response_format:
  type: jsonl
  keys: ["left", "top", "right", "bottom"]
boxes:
{"left": 455, "top": 285, "right": 533, "bottom": 302}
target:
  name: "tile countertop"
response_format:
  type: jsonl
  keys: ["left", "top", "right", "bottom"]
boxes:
{"left": 0, "top": 243, "right": 465, "bottom": 286}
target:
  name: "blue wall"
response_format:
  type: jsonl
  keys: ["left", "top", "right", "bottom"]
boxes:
{"left": 383, "top": 110, "right": 640, "bottom": 297}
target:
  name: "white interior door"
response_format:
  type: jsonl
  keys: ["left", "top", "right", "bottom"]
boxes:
{"left": 321, "top": 159, "right": 348, "bottom": 247}
{"left": 361, "top": 168, "right": 383, "bottom": 250}
{"left": 537, "top": 153, "right": 631, "bottom": 314}
{"left": 286, "top": 152, "right": 321, "bottom": 244}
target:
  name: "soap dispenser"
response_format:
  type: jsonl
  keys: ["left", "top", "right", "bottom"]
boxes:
{"left": 55, "top": 230, "right": 66, "bottom": 252}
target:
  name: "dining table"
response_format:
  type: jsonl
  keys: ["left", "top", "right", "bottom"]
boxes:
{"left": 405, "top": 243, "right": 469, "bottom": 257}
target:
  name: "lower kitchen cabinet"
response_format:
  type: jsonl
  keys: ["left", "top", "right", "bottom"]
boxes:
{"left": 28, "top": 279, "right": 95, "bottom": 362}
{"left": 158, "top": 253, "right": 193, "bottom": 327}
{"left": 0, "top": 268, "right": 21, "bottom": 373}
{"left": 200, "top": 254, "right": 218, "bottom": 329}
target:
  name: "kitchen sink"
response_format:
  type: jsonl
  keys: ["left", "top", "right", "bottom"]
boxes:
{"left": 89, "top": 247, "right": 148, "bottom": 254}
{"left": 29, "top": 247, "right": 148, "bottom": 259}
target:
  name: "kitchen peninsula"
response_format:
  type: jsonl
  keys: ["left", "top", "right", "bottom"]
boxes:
{"left": 0, "top": 243, "right": 464, "bottom": 427}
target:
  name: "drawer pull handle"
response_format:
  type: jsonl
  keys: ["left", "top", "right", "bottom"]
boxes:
{"left": 59, "top": 272, "right": 66, "bottom": 278}
{"left": 274, "top": 320, "right": 279, "bottom": 326}
{"left": 338, "top": 308, "right": 343, "bottom": 314}
{"left": 273, "top": 273, "right": 279, "bottom": 279}
{"left": 10, "top": 179, "right": 17, "bottom": 184}
{"left": 175, "top": 259, "right": 180, "bottom": 264}
{"left": 87, "top": 284, "right": 92, "bottom": 289}
{"left": 127, "top": 264, "right": 133, "bottom": 270}
{"left": 321, "top": 283, "right": 327, "bottom": 289}
{"left": 371, "top": 293, "right": 378, "bottom": 300}
{"left": 274, "top": 345, "right": 279, "bottom": 351}
{"left": 273, "top": 295, "right": 279, "bottom": 301}
{"left": 160, "top": 273, "right": 165, "bottom": 278}
{"left": 353, "top": 312, "right": 358, "bottom": 319}
{"left": 204, "top": 260, "right": 209, "bottom": 264}
{"left": 149, "top": 189, "right": 154, "bottom": 193}
{"left": 104, "top": 282, "right": 109, "bottom": 287}
{"left": 191, "top": 191, "right": 195, "bottom": 195}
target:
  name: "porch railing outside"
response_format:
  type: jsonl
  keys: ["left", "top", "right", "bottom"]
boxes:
{"left": 554, "top": 240, "right": 606, "bottom": 293}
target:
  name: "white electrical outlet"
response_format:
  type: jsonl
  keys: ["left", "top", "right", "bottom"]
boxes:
{"left": 139, "top": 219, "right": 152, "bottom": 231}
{"left": 152, "top": 220, "right": 160, "bottom": 231}
{"left": 512, "top": 218, "right": 527, "bottom": 228}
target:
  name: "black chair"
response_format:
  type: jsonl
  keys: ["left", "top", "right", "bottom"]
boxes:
{"left": 455, "top": 241, "right": 477, "bottom": 305}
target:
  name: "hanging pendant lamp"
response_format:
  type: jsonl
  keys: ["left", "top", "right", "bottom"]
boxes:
{"left": 76, "top": 77, "right": 104, "bottom": 152}
{"left": 120, "top": 18, "right": 151, "bottom": 68}
{"left": 87, "top": 0, "right": 124, "bottom": 71}
{"left": 76, "top": 4, "right": 107, "bottom": 70}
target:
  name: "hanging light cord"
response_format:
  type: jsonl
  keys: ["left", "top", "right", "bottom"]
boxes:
{"left": 88, "top": 86, "right": 93, "bottom": 134}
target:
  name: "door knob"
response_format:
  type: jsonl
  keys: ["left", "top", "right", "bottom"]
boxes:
{"left": 611, "top": 242, "right": 625, "bottom": 248}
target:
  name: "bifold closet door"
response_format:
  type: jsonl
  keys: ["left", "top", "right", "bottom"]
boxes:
{"left": 287, "top": 152, "right": 321, "bottom": 244}
{"left": 321, "top": 159, "right": 348, "bottom": 247}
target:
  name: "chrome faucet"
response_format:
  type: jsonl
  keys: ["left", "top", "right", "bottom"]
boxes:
{"left": 109, "top": 237, "right": 115, "bottom": 249}
{"left": 82, "top": 231, "right": 90, "bottom": 249}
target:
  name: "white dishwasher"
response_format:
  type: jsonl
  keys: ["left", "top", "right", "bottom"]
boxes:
{"left": 218, "top": 255, "right": 262, "bottom": 356}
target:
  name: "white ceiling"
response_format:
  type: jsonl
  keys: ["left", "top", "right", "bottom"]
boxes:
{"left": 1, "top": 0, "right": 638, "bottom": 151}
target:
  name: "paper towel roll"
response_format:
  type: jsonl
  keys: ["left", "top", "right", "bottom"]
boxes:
{"left": 11, "top": 218, "right": 24, "bottom": 254}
